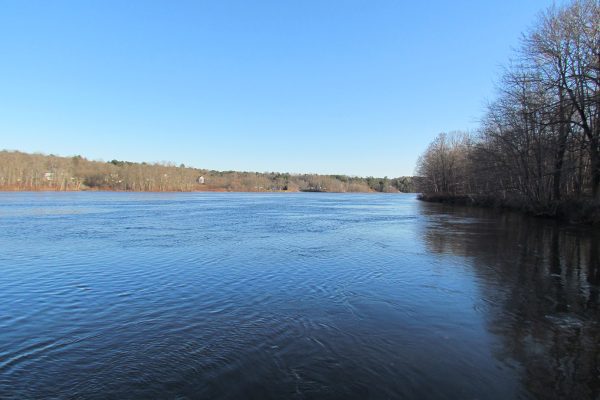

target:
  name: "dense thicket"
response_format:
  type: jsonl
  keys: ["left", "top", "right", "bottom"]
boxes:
{"left": 416, "top": 0, "right": 599, "bottom": 221}
{"left": 0, "top": 150, "right": 414, "bottom": 193}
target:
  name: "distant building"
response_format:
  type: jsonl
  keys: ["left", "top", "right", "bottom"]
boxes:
{"left": 44, "top": 172, "right": 55, "bottom": 181}
{"left": 197, "top": 176, "right": 205, "bottom": 184}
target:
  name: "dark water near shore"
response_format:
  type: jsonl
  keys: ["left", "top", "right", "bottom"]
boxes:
{"left": 0, "top": 192, "right": 598, "bottom": 399}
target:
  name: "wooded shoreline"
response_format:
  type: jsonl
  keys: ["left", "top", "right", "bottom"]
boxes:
{"left": 0, "top": 186, "right": 412, "bottom": 194}
{"left": 0, "top": 150, "right": 415, "bottom": 194}
{"left": 416, "top": 0, "right": 599, "bottom": 225}
{"left": 418, "top": 193, "right": 600, "bottom": 225}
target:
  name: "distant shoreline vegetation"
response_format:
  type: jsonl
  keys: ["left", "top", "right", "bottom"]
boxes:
{"left": 415, "top": 0, "right": 600, "bottom": 224}
{"left": 0, "top": 150, "right": 415, "bottom": 193}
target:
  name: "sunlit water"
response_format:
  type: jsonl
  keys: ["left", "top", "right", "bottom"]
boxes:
{"left": 0, "top": 192, "right": 598, "bottom": 399}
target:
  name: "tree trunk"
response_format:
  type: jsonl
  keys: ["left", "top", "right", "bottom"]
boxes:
{"left": 553, "top": 92, "right": 569, "bottom": 201}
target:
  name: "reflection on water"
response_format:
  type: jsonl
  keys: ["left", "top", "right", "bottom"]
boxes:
{"left": 0, "top": 192, "right": 598, "bottom": 399}
{"left": 420, "top": 203, "right": 600, "bottom": 399}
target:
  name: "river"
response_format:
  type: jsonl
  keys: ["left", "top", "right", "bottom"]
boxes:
{"left": 0, "top": 192, "right": 598, "bottom": 399}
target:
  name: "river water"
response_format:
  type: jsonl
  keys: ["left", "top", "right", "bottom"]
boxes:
{"left": 0, "top": 192, "right": 598, "bottom": 399}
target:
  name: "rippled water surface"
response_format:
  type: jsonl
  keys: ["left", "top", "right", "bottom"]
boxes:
{"left": 0, "top": 192, "right": 598, "bottom": 399}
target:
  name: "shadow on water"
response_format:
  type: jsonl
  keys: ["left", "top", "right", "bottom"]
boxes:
{"left": 419, "top": 202, "right": 600, "bottom": 400}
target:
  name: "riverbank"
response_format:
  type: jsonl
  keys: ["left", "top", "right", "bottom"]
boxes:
{"left": 0, "top": 186, "right": 400, "bottom": 194}
{"left": 418, "top": 193, "right": 600, "bottom": 225}
{"left": 0, "top": 150, "right": 415, "bottom": 194}
{"left": 0, "top": 186, "right": 268, "bottom": 193}
{"left": 0, "top": 186, "right": 419, "bottom": 195}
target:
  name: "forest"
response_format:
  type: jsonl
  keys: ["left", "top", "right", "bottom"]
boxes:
{"left": 0, "top": 150, "right": 414, "bottom": 193}
{"left": 416, "top": 0, "right": 599, "bottom": 223}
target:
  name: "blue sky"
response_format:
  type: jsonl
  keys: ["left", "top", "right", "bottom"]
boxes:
{"left": 0, "top": 0, "right": 558, "bottom": 177}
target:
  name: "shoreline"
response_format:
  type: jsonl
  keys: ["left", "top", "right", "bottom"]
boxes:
{"left": 0, "top": 188, "right": 414, "bottom": 194}
{"left": 418, "top": 193, "right": 600, "bottom": 225}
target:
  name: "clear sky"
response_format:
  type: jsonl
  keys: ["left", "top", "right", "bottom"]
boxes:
{"left": 0, "top": 0, "right": 559, "bottom": 177}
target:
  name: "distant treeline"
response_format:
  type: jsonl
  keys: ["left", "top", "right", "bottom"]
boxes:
{"left": 416, "top": 0, "right": 599, "bottom": 223}
{"left": 0, "top": 150, "right": 415, "bottom": 193}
